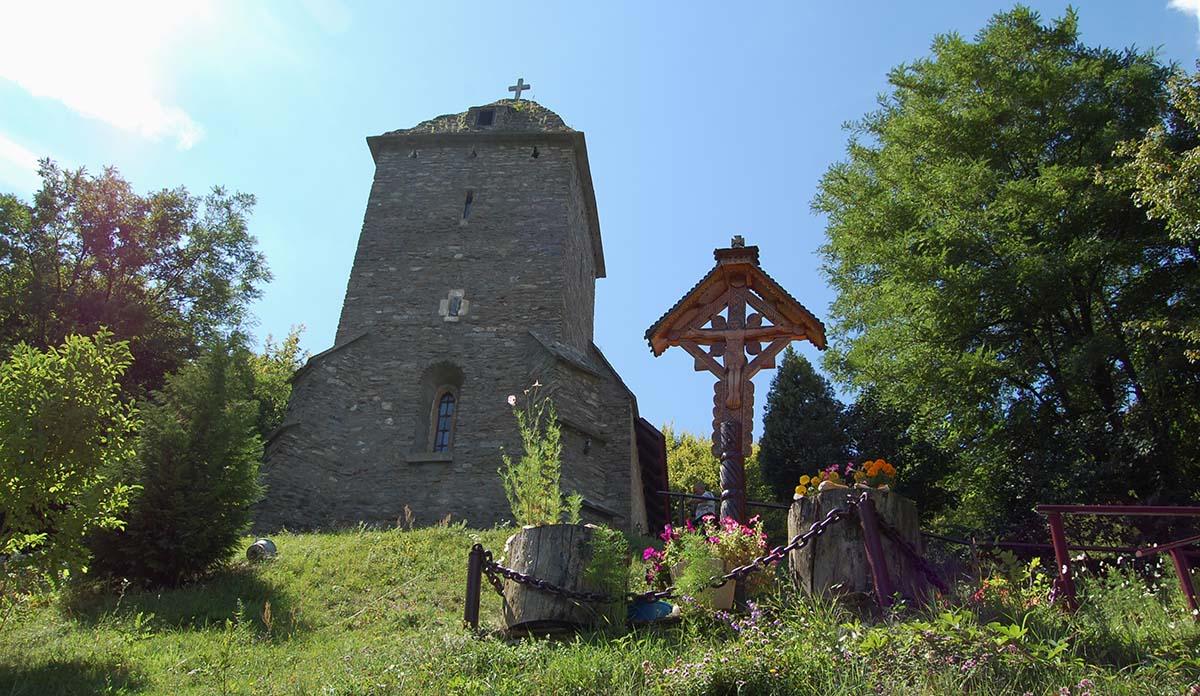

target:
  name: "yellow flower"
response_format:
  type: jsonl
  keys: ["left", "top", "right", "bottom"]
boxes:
{"left": 800, "top": 475, "right": 810, "bottom": 485}
{"left": 795, "top": 485, "right": 805, "bottom": 495}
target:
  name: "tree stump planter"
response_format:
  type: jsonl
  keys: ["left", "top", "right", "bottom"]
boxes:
{"left": 670, "top": 557, "right": 735, "bottom": 610}
{"left": 788, "top": 489, "right": 928, "bottom": 603}
{"left": 500, "top": 524, "right": 624, "bottom": 636}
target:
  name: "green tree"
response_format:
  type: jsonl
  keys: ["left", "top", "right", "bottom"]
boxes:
{"left": 250, "top": 325, "right": 307, "bottom": 441}
{"left": 89, "top": 335, "right": 264, "bottom": 586}
{"left": 0, "top": 331, "right": 138, "bottom": 587}
{"left": 814, "top": 7, "right": 1199, "bottom": 534}
{"left": 0, "top": 161, "right": 270, "bottom": 394}
{"left": 1106, "top": 64, "right": 1200, "bottom": 364}
{"left": 661, "top": 424, "right": 771, "bottom": 502}
{"left": 662, "top": 423, "right": 719, "bottom": 495}
{"left": 845, "top": 389, "right": 955, "bottom": 521}
{"left": 757, "top": 348, "right": 849, "bottom": 501}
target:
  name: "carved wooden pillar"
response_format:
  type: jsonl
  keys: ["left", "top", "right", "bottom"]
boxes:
{"left": 718, "top": 420, "right": 746, "bottom": 523}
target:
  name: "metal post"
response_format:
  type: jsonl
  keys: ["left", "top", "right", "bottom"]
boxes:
{"left": 1045, "top": 512, "right": 1078, "bottom": 611}
{"left": 718, "top": 420, "right": 746, "bottom": 524}
{"left": 464, "top": 543, "right": 484, "bottom": 629}
{"left": 1169, "top": 548, "right": 1199, "bottom": 618}
{"left": 857, "top": 493, "right": 896, "bottom": 607}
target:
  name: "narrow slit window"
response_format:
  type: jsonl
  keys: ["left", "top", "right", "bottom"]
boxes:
{"left": 433, "top": 392, "right": 456, "bottom": 452}
{"left": 462, "top": 190, "right": 474, "bottom": 221}
{"left": 531, "top": 146, "right": 539, "bottom": 158}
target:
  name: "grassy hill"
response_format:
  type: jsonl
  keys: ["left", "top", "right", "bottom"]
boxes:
{"left": 2, "top": 524, "right": 1199, "bottom": 695}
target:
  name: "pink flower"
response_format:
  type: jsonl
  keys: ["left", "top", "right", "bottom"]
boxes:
{"left": 685, "top": 519, "right": 695, "bottom": 532}
{"left": 643, "top": 547, "right": 661, "bottom": 561}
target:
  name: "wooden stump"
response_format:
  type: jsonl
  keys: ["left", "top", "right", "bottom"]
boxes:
{"left": 671, "top": 558, "right": 735, "bottom": 610}
{"left": 501, "top": 524, "right": 620, "bottom": 635}
{"left": 788, "top": 488, "right": 928, "bottom": 602}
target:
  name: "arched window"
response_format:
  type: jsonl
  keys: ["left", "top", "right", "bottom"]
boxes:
{"left": 431, "top": 389, "right": 457, "bottom": 452}
{"left": 416, "top": 362, "right": 464, "bottom": 454}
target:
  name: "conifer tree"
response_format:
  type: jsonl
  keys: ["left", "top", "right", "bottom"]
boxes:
{"left": 757, "top": 348, "right": 849, "bottom": 500}
{"left": 89, "top": 334, "right": 263, "bottom": 586}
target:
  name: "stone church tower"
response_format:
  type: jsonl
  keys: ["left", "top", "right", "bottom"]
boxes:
{"left": 257, "top": 96, "right": 664, "bottom": 533}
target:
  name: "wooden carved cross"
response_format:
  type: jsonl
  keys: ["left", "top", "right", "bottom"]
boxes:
{"left": 646, "top": 239, "right": 827, "bottom": 522}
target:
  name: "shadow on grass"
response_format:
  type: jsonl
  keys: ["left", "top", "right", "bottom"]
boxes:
{"left": 0, "top": 658, "right": 145, "bottom": 695}
{"left": 64, "top": 562, "right": 308, "bottom": 641}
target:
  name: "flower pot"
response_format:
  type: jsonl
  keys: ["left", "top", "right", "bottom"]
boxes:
{"left": 500, "top": 524, "right": 625, "bottom": 635}
{"left": 671, "top": 557, "right": 735, "bottom": 610}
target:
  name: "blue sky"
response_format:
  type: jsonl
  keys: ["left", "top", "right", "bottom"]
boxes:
{"left": 2, "top": 1, "right": 1198, "bottom": 439}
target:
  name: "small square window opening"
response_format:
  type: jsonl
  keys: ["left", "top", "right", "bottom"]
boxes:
{"left": 476, "top": 109, "right": 495, "bottom": 127}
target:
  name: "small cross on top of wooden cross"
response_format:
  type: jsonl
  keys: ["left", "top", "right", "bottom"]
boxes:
{"left": 508, "top": 78, "right": 531, "bottom": 101}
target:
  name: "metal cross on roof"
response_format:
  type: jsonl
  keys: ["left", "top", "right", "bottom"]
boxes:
{"left": 508, "top": 77, "right": 531, "bottom": 101}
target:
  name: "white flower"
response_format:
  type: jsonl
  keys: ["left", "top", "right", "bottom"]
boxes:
{"left": 532, "top": 380, "right": 542, "bottom": 388}
{"left": 506, "top": 395, "right": 517, "bottom": 406}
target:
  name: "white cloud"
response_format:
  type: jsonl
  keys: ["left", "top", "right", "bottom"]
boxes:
{"left": 301, "top": 0, "right": 352, "bottom": 34}
{"left": 1171, "top": 0, "right": 1200, "bottom": 40}
{"left": 0, "top": 132, "right": 44, "bottom": 194}
{"left": 0, "top": 1, "right": 212, "bottom": 149}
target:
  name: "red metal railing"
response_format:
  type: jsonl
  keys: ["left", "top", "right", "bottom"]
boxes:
{"left": 1034, "top": 504, "right": 1200, "bottom": 616}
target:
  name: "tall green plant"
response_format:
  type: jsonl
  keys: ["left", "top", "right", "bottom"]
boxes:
{"left": 498, "top": 384, "right": 578, "bottom": 526}
{"left": 0, "top": 331, "right": 139, "bottom": 586}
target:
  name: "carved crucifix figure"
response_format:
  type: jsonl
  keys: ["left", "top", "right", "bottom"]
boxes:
{"left": 646, "top": 239, "right": 827, "bottom": 522}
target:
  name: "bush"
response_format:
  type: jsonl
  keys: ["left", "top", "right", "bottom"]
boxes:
{"left": 0, "top": 331, "right": 139, "bottom": 586}
{"left": 89, "top": 335, "right": 263, "bottom": 586}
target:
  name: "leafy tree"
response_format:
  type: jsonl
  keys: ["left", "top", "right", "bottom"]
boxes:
{"left": 814, "top": 7, "right": 1199, "bottom": 535}
{"left": 0, "top": 161, "right": 270, "bottom": 394}
{"left": 661, "top": 424, "right": 771, "bottom": 502}
{"left": 845, "top": 389, "right": 955, "bottom": 520}
{"left": 0, "top": 331, "right": 138, "bottom": 587}
{"left": 662, "top": 423, "right": 719, "bottom": 495}
{"left": 757, "top": 348, "right": 850, "bottom": 501}
{"left": 250, "top": 325, "right": 307, "bottom": 441}
{"left": 1106, "top": 64, "right": 1200, "bottom": 364}
{"left": 660, "top": 423, "right": 780, "bottom": 538}
{"left": 89, "top": 335, "right": 264, "bottom": 586}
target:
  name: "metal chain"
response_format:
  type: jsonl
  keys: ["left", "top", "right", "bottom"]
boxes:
{"left": 481, "top": 549, "right": 615, "bottom": 604}
{"left": 475, "top": 501, "right": 857, "bottom": 605}
{"left": 480, "top": 550, "right": 507, "bottom": 598}
{"left": 630, "top": 500, "right": 857, "bottom": 603}
{"left": 876, "top": 516, "right": 950, "bottom": 594}
{"left": 715, "top": 503, "right": 854, "bottom": 587}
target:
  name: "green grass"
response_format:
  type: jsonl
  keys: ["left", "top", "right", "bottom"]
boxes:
{"left": 2, "top": 524, "right": 1199, "bottom": 694}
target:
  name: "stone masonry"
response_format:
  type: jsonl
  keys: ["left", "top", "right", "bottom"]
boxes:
{"left": 256, "top": 99, "right": 651, "bottom": 533}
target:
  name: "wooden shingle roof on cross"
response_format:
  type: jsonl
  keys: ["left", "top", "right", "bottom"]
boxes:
{"left": 645, "top": 238, "right": 827, "bottom": 519}
{"left": 645, "top": 242, "right": 827, "bottom": 358}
